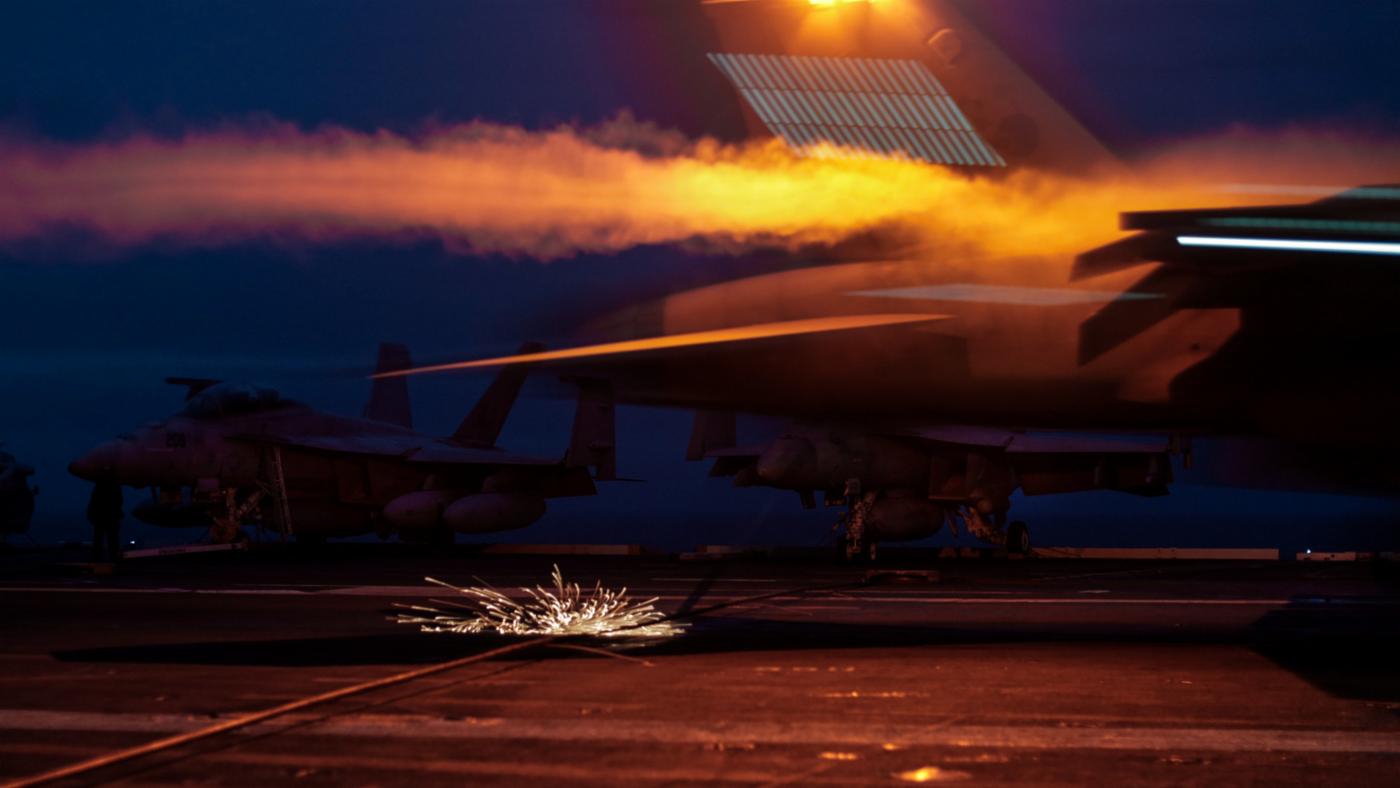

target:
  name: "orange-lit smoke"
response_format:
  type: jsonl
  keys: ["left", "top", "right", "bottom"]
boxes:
{"left": 1, "top": 120, "right": 1396, "bottom": 261}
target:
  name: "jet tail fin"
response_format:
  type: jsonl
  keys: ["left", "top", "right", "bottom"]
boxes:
{"left": 686, "top": 410, "right": 736, "bottom": 461}
{"left": 363, "top": 343, "right": 414, "bottom": 428}
{"left": 916, "top": 0, "right": 1116, "bottom": 173}
{"left": 450, "top": 342, "right": 543, "bottom": 447}
{"left": 566, "top": 379, "right": 616, "bottom": 481}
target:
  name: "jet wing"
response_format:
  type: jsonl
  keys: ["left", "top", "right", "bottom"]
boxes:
{"left": 903, "top": 426, "right": 1169, "bottom": 455}
{"left": 230, "top": 432, "right": 558, "bottom": 467}
{"left": 704, "top": 444, "right": 770, "bottom": 458}
{"left": 896, "top": 425, "right": 1172, "bottom": 497}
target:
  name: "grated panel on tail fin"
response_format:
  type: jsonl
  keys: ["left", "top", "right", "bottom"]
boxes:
{"left": 700, "top": 0, "right": 1116, "bottom": 173}
{"left": 708, "top": 52, "right": 1006, "bottom": 167}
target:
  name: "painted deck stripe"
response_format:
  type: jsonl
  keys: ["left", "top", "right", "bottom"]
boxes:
{"left": 3, "top": 710, "right": 1398, "bottom": 754}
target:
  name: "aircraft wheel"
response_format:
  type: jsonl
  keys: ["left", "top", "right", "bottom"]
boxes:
{"left": 1006, "top": 520, "right": 1030, "bottom": 555}
{"left": 835, "top": 532, "right": 876, "bottom": 564}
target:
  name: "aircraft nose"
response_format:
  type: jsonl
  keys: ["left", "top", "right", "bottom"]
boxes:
{"left": 69, "top": 441, "right": 121, "bottom": 481}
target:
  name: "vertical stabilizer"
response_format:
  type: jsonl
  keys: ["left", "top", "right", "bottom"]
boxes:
{"left": 686, "top": 410, "right": 736, "bottom": 461}
{"left": 363, "top": 343, "right": 413, "bottom": 428}
{"left": 450, "top": 342, "right": 543, "bottom": 447}
{"left": 916, "top": 0, "right": 1116, "bottom": 173}
{"left": 566, "top": 379, "right": 617, "bottom": 481}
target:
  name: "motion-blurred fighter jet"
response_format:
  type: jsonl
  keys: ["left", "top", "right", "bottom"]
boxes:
{"left": 69, "top": 344, "right": 608, "bottom": 544}
{"left": 0, "top": 447, "right": 36, "bottom": 537}
{"left": 388, "top": 0, "right": 1400, "bottom": 558}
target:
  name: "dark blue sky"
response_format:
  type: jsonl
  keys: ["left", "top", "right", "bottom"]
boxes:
{"left": 3, "top": 0, "right": 1399, "bottom": 547}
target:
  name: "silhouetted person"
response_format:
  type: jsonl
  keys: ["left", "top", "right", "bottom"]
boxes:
{"left": 86, "top": 482, "right": 123, "bottom": 563}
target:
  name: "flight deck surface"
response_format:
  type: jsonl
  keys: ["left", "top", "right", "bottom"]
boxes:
{"left": 1, "top": 547, "right": 1398, "bottom": 786}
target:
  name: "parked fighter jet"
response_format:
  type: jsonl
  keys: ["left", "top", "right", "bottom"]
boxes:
{"left": 379, "top": 0, "right": 1400, "bottom": 558}
{"left": 69, "top": 344, "right": 610, "bottom": 544}
{"left": 0, "top": 447, "right": 36, "bottom": 538}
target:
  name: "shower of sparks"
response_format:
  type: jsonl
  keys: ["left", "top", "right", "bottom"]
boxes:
{"left": 393, "top": 565, "right": 685, "bottom": 639}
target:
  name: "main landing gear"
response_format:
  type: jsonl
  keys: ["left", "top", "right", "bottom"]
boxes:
{"left": 207, "top": 488, "right": 263, "bottom": 545}
{"left": 835, "top": 496, "right": 1033, "bottom": 564}
{"left": 953, "top": 506, "right": 1032, "bottom": 555}
{"left": 836, "top": 490, "right": 878, "bottom": 563}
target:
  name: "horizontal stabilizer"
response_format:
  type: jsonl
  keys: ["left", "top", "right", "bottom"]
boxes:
{"left": 1077, "top": 268, "right": 1194, "bottom": 365}
{"left": 165, "top": 377, "right": 221, "bottom": 401}
{"left": 1072, "top": 234, "right": 1174, "bottom": 281}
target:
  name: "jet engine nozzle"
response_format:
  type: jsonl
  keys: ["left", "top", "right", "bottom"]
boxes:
{"left": 756, "top": 436, "right": 820, "bottom": 489}
{"left": 866, "top": 491, "right": 946, "bottom": 542}
{"left": 381, "top": 490, "right": 461, "bottom": 532}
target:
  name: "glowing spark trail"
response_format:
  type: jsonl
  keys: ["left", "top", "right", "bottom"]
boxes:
{"left": 393, "top": 565, "right": 685, "bottom": 639}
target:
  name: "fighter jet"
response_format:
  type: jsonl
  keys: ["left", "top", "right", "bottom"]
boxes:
{"left": 0, "top": 447, "right": 36, "bottom": 538}
{"left": 69, "top": 344, "right": 610, "bottom": 544}
{"left": 379, "top": 0, "right": 1400, "bottom": 558}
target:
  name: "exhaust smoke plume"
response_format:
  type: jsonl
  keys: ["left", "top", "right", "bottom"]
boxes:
{"left": 1, "top": 119, "right": 1396, "bottom": 261}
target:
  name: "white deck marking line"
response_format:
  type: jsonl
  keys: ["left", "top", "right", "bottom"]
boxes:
{"left": 3, "top": 710, "right": 1399, "bottom": 754}
{"left": 0, "top": 639, "right": 554, "bottom": 788}
{"left": 652, "top": 578, "right": 779, "bottom": 583}
{"left": 0, "top": 743, "right": 796, "bottom": 785}
{"left": 0, "top": 586, "right": 1306, "bottom": 605}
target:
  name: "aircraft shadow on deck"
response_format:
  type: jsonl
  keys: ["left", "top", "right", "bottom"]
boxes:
{"left": 1250, "top": 602, "right": 1400, "bottom": 704}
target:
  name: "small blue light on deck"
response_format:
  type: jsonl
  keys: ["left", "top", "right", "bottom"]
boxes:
{"left": 1177, "top": 235, "right": 1400, "bottom": 257}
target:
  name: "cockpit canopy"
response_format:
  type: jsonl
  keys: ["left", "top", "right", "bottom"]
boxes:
{"left": 180, "top": 383, "right": 302, "bottom": 420}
